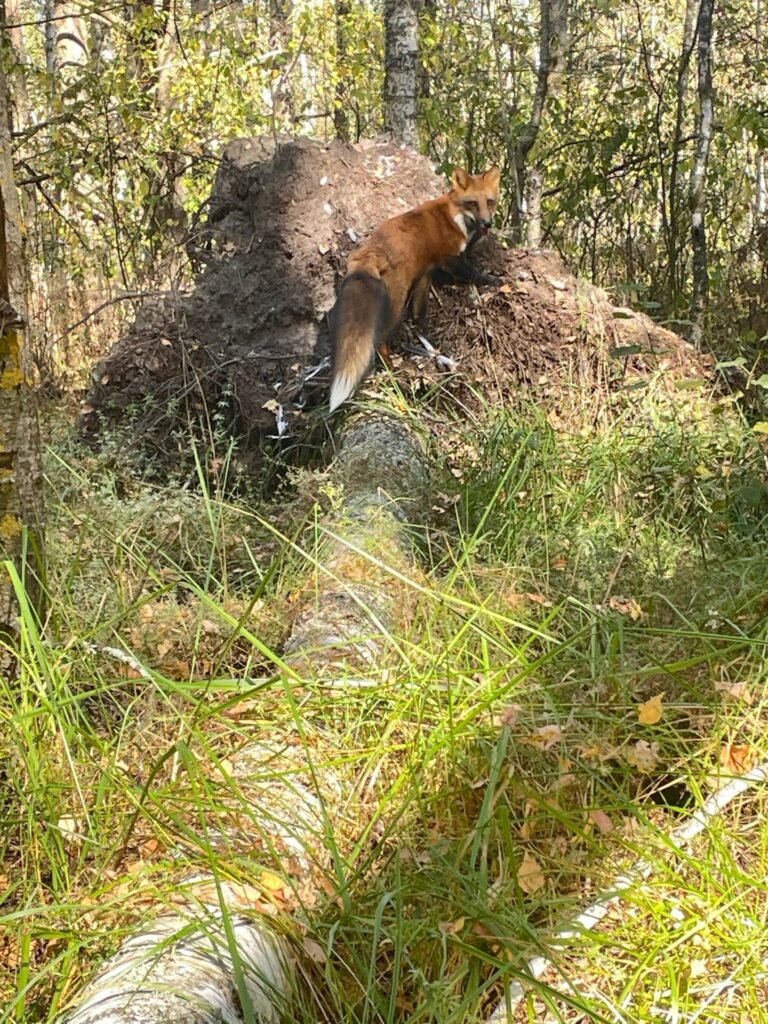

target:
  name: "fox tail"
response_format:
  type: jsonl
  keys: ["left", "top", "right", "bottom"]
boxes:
{"left": 329, "top": 271, "right": 390, "bottom": 413}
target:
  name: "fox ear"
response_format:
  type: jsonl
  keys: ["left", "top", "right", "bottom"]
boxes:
{"left": 451, "top": 167, "right": 471, "bottom": 190}
{"left": 483, "top": 164, "right": 501, "bottom": 189}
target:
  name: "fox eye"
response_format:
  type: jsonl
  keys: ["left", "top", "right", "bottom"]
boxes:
{"left": 463, "top": 199, "right": 479, "bottom": 210}
{"left": 488, "top": 199, "right": 497, "bottom": 207}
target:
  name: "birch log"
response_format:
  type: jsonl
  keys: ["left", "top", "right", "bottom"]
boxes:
{"left": 56, "top": 413, "right": 430, "bottom": 1023}
{"left": 285, "top": 413, "right": 430, "bottom": 676}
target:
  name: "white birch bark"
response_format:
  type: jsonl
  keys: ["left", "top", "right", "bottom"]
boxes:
{"left": 689, "top": 0, "right": 715, "bottom": 347}
{"left": 62, "top": 909, "right": 288, "bottom": 1024}
{"left": 384, "top": 0, "right": 421, "bottom": 148}
{"left": 54, "top": 0, "right": 89, "bottom": 73}
{"left": 511, "top": 0, "right": 552, "bottom": 244}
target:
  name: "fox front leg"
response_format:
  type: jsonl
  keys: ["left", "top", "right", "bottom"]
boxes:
{"left": 408, "top": 273, "right": 431, "bottom": 329}
{"left": 433, "top": 254, "right": 502, "bottom": 288}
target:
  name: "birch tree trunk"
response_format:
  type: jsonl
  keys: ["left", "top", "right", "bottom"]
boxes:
{"left": 0, "top": 54, "right": 45, "bottom": 633}
{"left": 334, "top": 0, "right": 351, "bottom": 141}
{"left": 756, "top": 151, "right": 767, "bottom": 223}
{"left": 56, "top": 414, "right": 431, "bottom": 1023}
{"left": 384, "top": 0, "right": 421, "bottom": 148}
{"left": 689, "top": 0, "right": 714, "bottom": 347}
{"left": 269, "top": 0, "right": 295, "bottom": 129}
{"left": 54, "top": 0, "right": 89, "bottom": 74}
{"left": 667, "top": 0, "right": 697, "bottom": 305}
{"left": 510, "top": 0, "right": 552, "bottom": 244}
{"left": 523, "top": 0, "right": 566, "bottom": 248}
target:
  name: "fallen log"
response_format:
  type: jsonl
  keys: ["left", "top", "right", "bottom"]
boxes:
{"left": 57, "top": 412, "right": 430, "bottom": 1023}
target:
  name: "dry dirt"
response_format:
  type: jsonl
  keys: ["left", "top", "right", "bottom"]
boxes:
{"left": 80, "top": 136, "right": 712, "bottom": 472}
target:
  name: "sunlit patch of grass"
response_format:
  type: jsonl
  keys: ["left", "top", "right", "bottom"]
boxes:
{"left": 2, "top": 393, "right": 768, "bottom": 1021}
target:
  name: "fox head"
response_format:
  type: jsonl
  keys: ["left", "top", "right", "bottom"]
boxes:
{"left": 449, "top": 165, "right": 501, "bottom": 238}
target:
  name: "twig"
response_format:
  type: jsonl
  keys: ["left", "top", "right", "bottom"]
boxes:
{"left": 86, "top": 643, "right": 152, "bottom": 680}
{"left": 487, "top": 761, "right": 768, "bottom": 1022}
{"left": 64, "top": 291, "right": 163, "bottom": 335}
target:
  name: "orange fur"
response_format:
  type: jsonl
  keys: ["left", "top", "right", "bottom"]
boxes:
{"left": 328, "top": 165, "right": 500, "bottom": 412}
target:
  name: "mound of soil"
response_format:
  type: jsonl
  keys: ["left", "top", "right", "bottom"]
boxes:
{"left": 81, "top": 136, "right": 712, "bottom": 470}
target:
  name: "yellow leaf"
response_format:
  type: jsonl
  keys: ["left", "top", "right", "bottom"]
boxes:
{"left": 438, "top": 917, "right": 465, "bottom": 935}
{"left": 608, "top": 595, "right": 643, "bottom": 621}
{"left": 259, "top": 871, "right": 284, "bottom": 892}
{"left": 638, "top": 692, "right": 665, "bottom": 725}
{"left": 524, "top": 723, "right": 562, "bottom": 750}
{"left": 517, "top": 853, "right": 545, "bottom": 894}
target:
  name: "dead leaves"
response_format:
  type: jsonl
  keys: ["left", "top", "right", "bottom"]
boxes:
{"left": 637, "top": 692, "right": 665, "bottom": 725}
{"left": 715, "top": 679, "right": 753, "bottom": 704}
{"left": 522, "top": 723, "right": 563, "bottom": 751}
{"left": 438, "top": 916, "right": 465, "bottom": 935}
{"left": 719, "top": 742, "right": 760, "bottom": 775}
{"left": 517, "top": 852, "right": 546, "bottom": 894}
{"left": 587, "top": 809, "right": 615, "bottom": 834}
{"left": 608, "top": 595, "right": 644, "bottom": 621}
{"left": 626, "top": 739, "right": 661, "bottom": 773}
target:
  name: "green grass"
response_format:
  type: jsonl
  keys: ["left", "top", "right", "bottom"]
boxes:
{"left": 2, "top": 390, "right": 768, "bottom": 1023}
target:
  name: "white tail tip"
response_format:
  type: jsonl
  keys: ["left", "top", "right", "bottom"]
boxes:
{"left": 329, "top": 373, "right": 356, "bottom": 413}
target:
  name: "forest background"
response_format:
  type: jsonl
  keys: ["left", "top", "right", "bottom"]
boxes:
{"left": 2, "top": 0, "right": 767, "bottom": 378}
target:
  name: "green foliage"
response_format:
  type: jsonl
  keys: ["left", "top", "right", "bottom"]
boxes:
{"left": 3, "top": 394, "right": 768, "bottom": 1021}
{"left": 6, "top": 0, "right": 767, "bottom": 374}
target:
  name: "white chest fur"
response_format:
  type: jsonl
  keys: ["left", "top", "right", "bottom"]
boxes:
{"left": 453, "top": 212, "right": 470, "bottom": 252}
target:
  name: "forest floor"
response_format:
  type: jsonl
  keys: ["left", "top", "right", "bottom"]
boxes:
{"left": 3, "top": 361, "right": 768, "bottom": 1022}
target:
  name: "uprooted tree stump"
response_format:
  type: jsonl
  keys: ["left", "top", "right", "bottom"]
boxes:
{"left": 79, "top": 136, "right": 712, "bottom": 477}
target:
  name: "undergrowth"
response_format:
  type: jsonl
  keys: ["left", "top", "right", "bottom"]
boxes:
{"left": 1, "top": 384, "right": 768, "bottom": 1023}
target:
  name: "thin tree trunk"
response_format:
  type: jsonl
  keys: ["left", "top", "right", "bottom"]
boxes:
{"left": 0, "top": 54, "right": 45, "bottom": 633}
{"left": 548, "top": 0, "right": 568, "bottom": 94}
{"left": 269, "top": 0, "right": 294, "bottom": 129}
{"left": 384, "top": 0, "right": 421, "bottom": 148}
{"left": 43, "top": 0, "right": 56, "bottom": 76}
{"left": 756, "top": 151, "right": 767, "bottom": 223}
{"left": 526, "top": 165, "right": 543, "bottom": 247}
{"left": 510, "top": 0, "right": 552, "bottom": 244}
{"left": 155, "top": 0, "right": 188, "bottom": 251}
{"left": 56, "top": 415, "right": 431, "bottom": 1022}
{"left": 333, "top": 0, "right": 350, "bottom": 140}
{"left": 54, "top": 0, "right": 89, "bottom": 74}
{"left": 667, "top": 0, "right": 697, "bottom": 306}
{"left": 522, "top": 0, "right": 566, "bottom": 247}
{"left": 690, "top": 0, "right": 715, "bottom": 347}
{"left": 418, "top": 0, "right": 436, "bottom": 103}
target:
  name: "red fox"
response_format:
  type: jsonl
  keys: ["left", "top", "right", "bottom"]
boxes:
{"left": 328, "top": 165, "right": 501, "bottom": 412}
